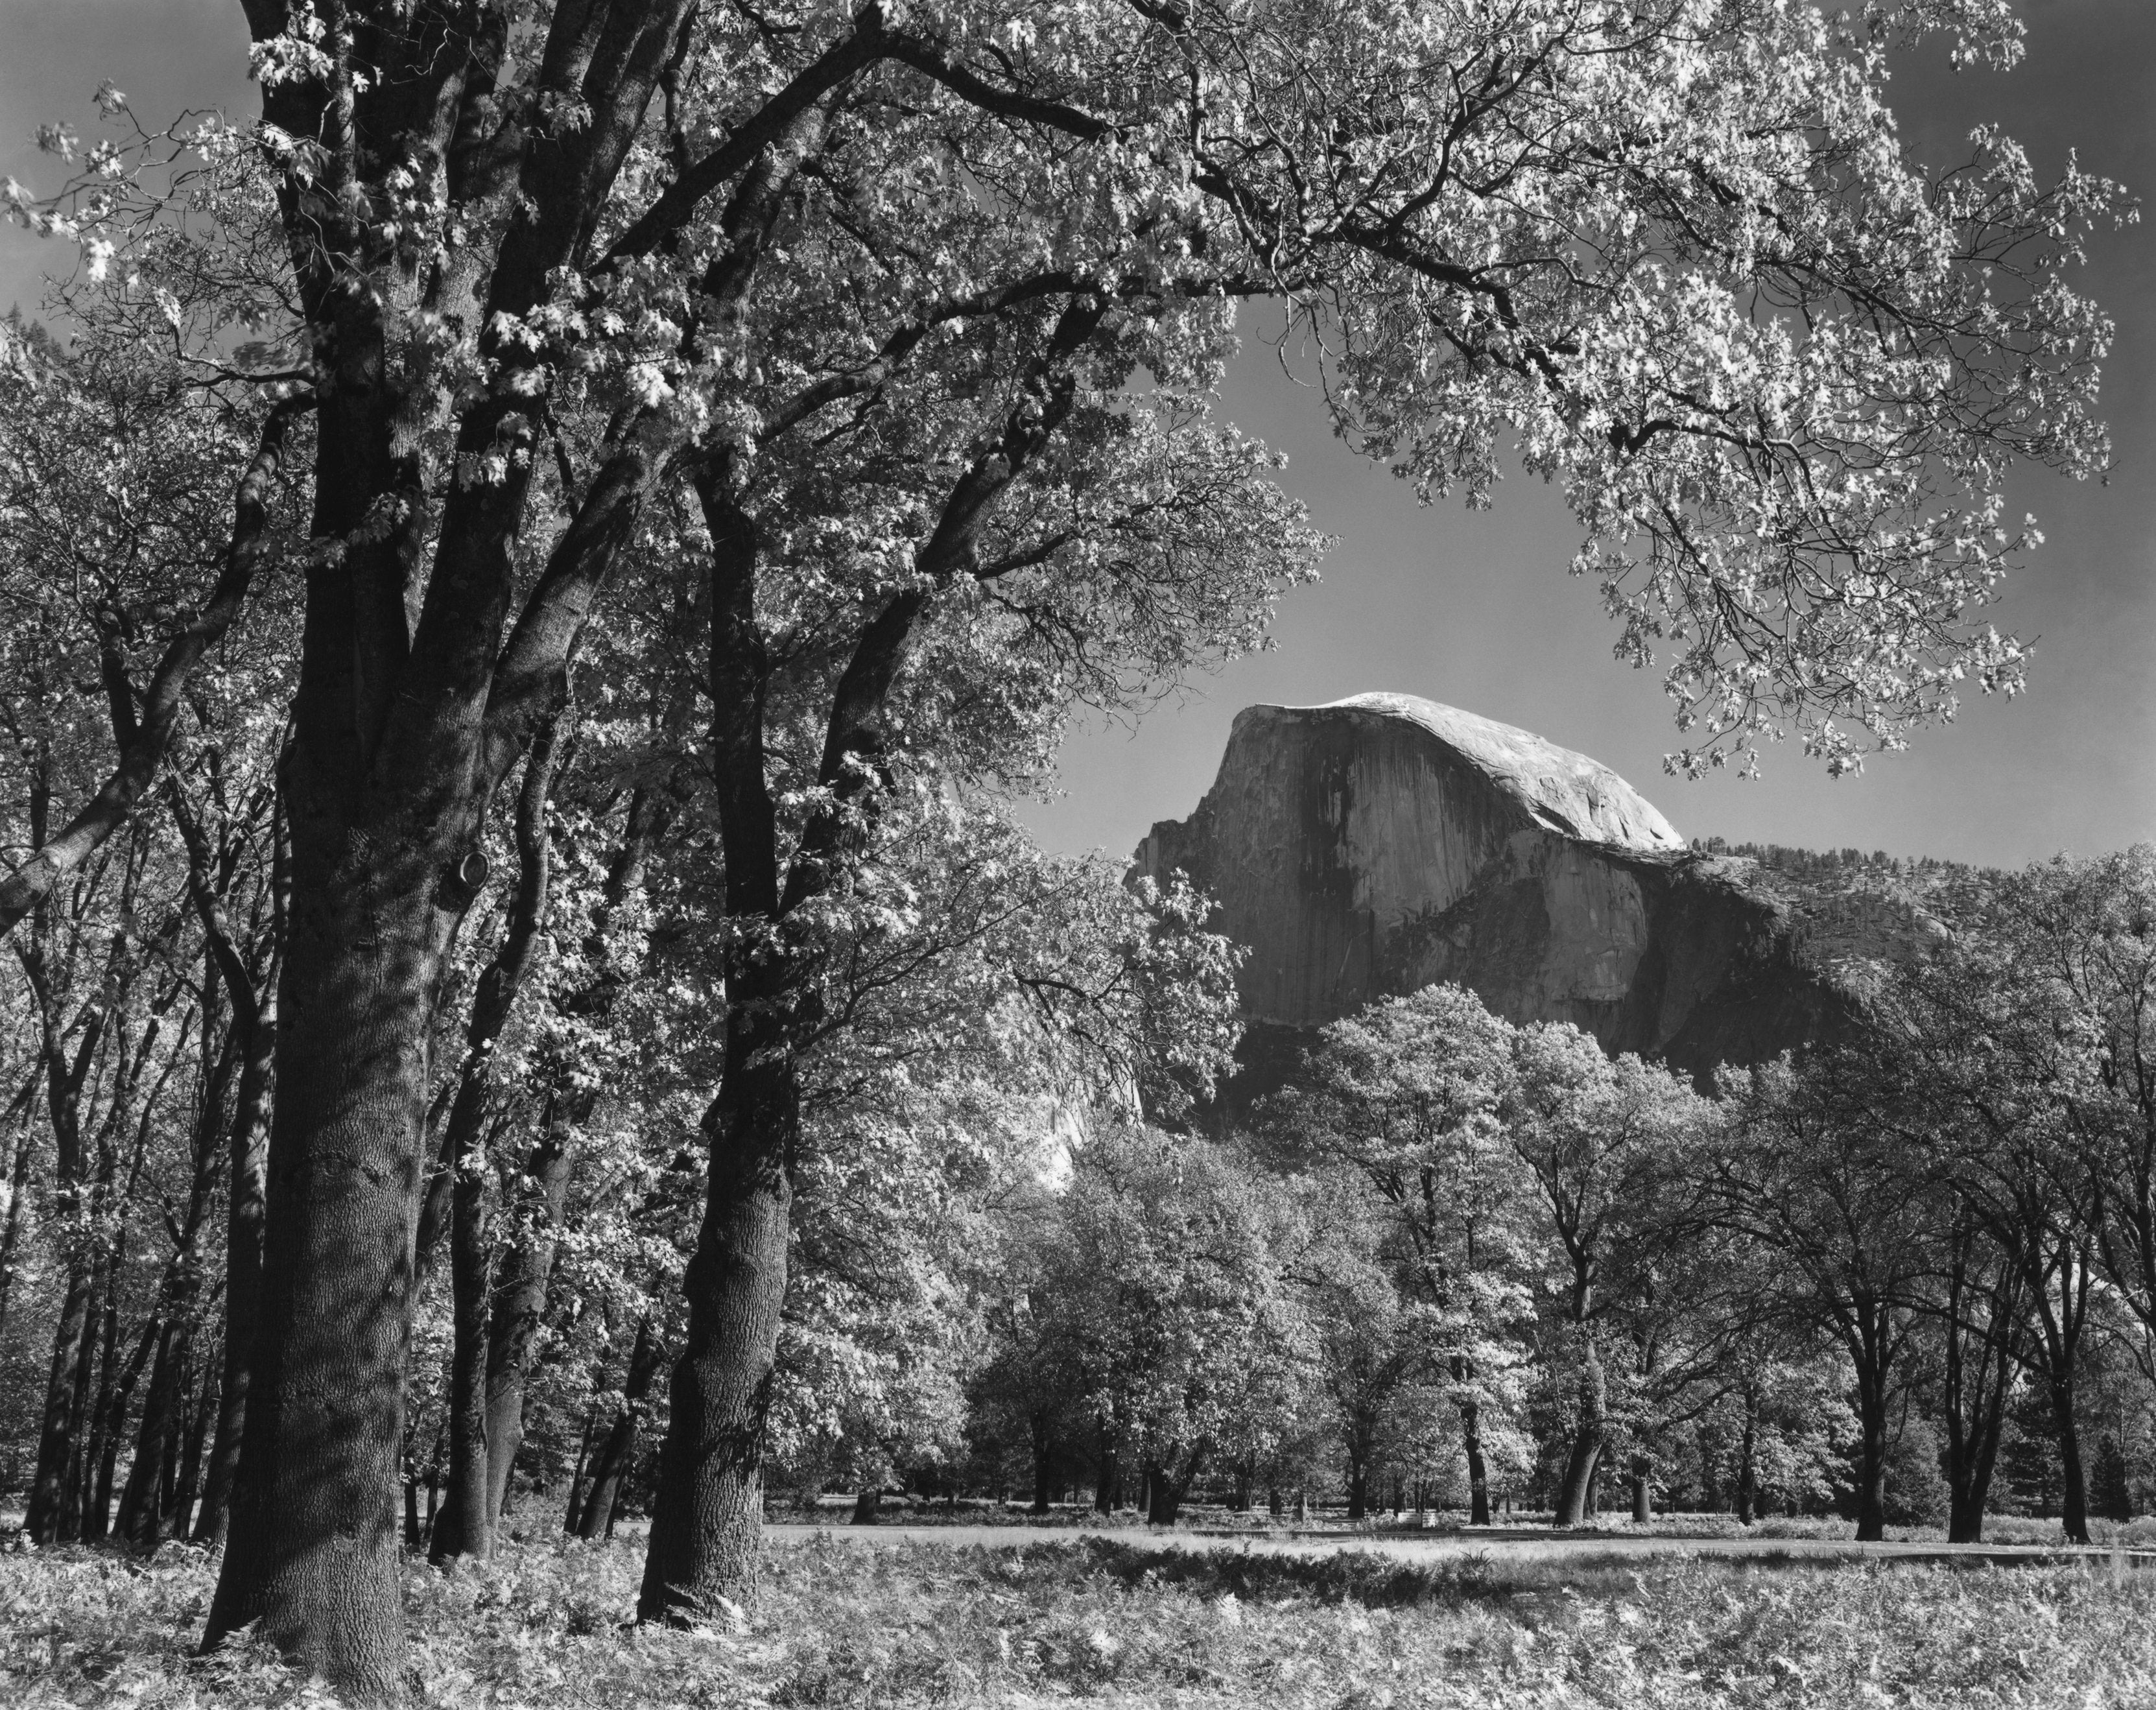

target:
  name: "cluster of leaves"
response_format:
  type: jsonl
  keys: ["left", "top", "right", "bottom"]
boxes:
{"left": 3, "top": 0, "right": 2126, "bottom": 785}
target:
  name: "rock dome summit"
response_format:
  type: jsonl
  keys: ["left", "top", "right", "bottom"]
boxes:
{"left": 1134, "top": 693, "right": 1906, "bottom": 1081}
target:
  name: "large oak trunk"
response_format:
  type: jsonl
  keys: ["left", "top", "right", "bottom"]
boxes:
{"left": 202, "top": 837, "right": 453, "bottom": 1703}
{"left": 183, "top": 0, "right": 683, "bottom": 1684}
{"left": 1554, "top": 1433, "right": 1602, "bottom": 1527}
{"left": 637, "top": 1028, "right": 794, "bottom": 1619}
{"left": 632, "top": 289, "right": 1103, "bottom": 1619}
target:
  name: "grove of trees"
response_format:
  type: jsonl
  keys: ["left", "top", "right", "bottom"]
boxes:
{"left": 0, "top": 0, "right": 2131, "bottom": 1701}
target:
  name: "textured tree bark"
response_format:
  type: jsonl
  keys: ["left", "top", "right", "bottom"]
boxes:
{"left": 1094, "top": 1426, "right": 1118, "bottom": 1515}
{"left": 635, "top": 362, "right": 803, "bottom": 1622}
{"left": 1556, "top": 1435, "right": 1601, "bottom": 1528}
{"left": 199, "top": 82, "right": 449, "bottom": 1672}
{"left": 202, "top": 840, "right": 455, "bottom": 1697}
{"left": 634, "top": 268, "right": 1105, "bottom": 1615}
{"left": 1629, "top": 1455, "right": 1652, "bottom": 1524}
{"left": 637, "top": 1021, "right": 795, "bottom": 1617}
{"left": 196, "top": 0, "right": 691, "bottom": 1688}
{"left": 629, "top": 124, "right": 849, "bottom": 1621}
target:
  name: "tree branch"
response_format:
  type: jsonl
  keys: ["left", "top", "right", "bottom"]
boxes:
{"left": 0, "top": 394, "right": 306, "bottom": 942}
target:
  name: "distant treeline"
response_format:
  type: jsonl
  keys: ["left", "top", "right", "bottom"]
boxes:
{"left": 1690, "top": 837, "right": 1982, "bottom": 885}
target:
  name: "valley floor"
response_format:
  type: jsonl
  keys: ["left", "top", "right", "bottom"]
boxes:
{"left": 6, "top": 1525, "right": 2156, "bottom": 1707}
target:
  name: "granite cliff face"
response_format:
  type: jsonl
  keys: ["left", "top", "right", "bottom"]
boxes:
{"left": 1135, "top": 694, "right": 1913, "bottom": 1082}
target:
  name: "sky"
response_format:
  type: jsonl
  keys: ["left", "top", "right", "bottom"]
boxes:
{"left": 0, "top": 0, "right": 2150, "bottom": 871}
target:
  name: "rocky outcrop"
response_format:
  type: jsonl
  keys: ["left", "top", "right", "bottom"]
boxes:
{"left": 1135, "top": 694, "right": 1915, "bottom": 1084}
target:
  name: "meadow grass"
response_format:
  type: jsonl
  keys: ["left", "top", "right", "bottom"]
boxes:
{"left": 6, "top": 1526, "right": 2156, "bottom": 1707}
{"left": 804, "top": 1500, "right": 2156, "bottom": 1550}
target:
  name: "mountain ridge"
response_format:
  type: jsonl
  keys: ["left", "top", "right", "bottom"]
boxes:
{"left": 1133, "top": 693, "right": 1953, "bottom": 1088}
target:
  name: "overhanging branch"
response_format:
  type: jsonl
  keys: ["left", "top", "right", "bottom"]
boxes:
{"left": 0, "top": 394, "right": 308, "bottom": 942}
